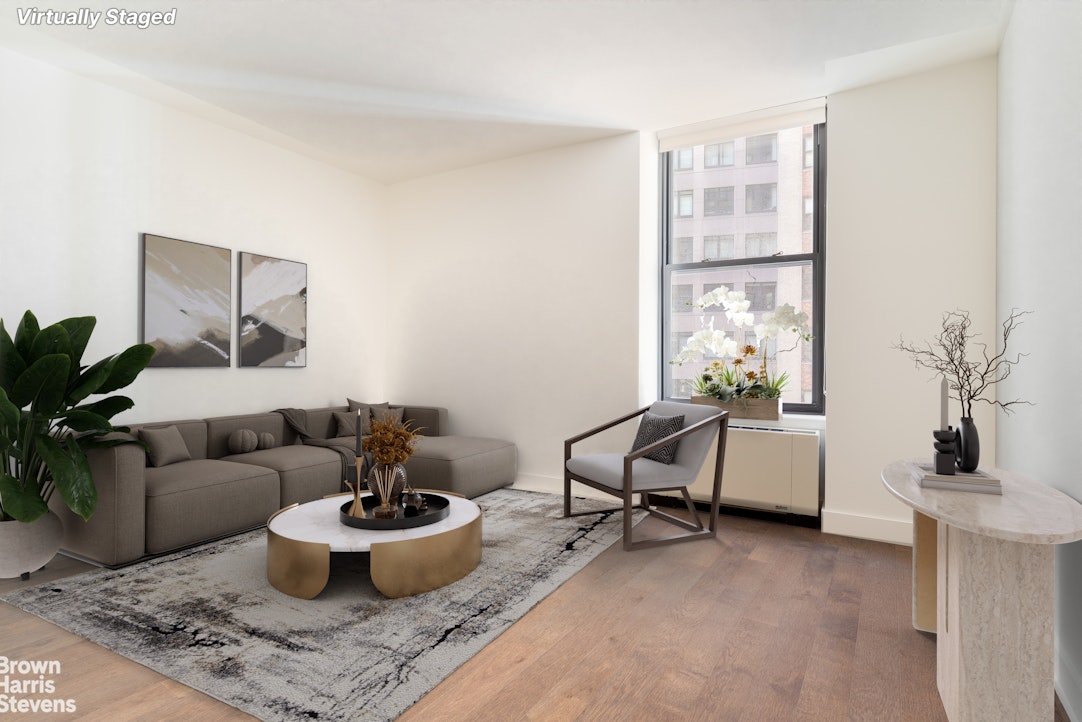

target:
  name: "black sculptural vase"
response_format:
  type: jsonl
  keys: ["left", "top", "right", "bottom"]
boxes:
{"left": 955, "top": 417, "right": 980, "bottom": 472}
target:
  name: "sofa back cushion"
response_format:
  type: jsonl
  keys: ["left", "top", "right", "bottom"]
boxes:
{"left": 303, "top": 406, "right": 346, "bottom": 439}
{"left": 205, "top": 413, "right": 289, "bottom": 459}
{"left": 403, "top": 406, "right": 446, "bottom": 437}
{"left": 129, "top": 420, "right": 209, "bottom": 461}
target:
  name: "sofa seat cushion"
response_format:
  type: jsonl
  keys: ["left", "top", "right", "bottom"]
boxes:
{"left": 144, "top": 459, "right": 280, "bottom": 555}
{"left": 222, "top": 445, "right": 343, "bottom": 507}
{"left": 404, "top": 436, "right": 516, "bottom": 499}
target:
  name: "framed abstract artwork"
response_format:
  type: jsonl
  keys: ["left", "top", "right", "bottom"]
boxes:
{"left": 238, "top": 252, "right": 307, "bottom": 367}
{"left": 141, "top": 233, "right": 231, "bottom": 367}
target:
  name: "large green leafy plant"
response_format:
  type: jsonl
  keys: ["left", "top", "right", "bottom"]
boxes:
{"left": 0, "top": 311, "right": 154, "bottom": 523}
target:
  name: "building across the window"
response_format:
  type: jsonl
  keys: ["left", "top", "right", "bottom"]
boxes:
{"left": 704, "top": 234, "right": 735, "bottom": 260}
{"left": 661, "top": 114, "right": 825, "bottom": 413}
{"left": 674, "top": 147, "right": 694, "bottom": 171}
{"left": 705, "top": 141, "right": 734, "bottom": 168}
{"left": 746, "top": 133, "right": 778, "bottom": 164}
{"left": 704, "top": 186, "right": 735, "bottom": 216}
{"left": 746, "top": 183, "right": 778, "bottom": 213}
{"left": 676, "top": 189, "right": 693, "bottom": 217}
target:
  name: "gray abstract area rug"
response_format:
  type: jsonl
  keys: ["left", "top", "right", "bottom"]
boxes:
{"left": 2, "top": 489, "right": 641, "bottom": 721}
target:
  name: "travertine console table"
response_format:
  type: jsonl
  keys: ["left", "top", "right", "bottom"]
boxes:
{"left": 881, "top": 460, "right": 1082, "bottom": 722}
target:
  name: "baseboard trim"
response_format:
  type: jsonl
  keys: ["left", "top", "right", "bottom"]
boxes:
{"left": 821, "top": 507, "right": 912, "bottom": 545}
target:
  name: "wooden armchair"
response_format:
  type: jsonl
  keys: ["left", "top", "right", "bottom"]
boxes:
{"left": 564, "top": 400, "right": 728, "bottom": 551}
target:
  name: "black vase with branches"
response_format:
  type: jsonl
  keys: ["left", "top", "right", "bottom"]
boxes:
{"left": 895, "top": 309, "right": 1030, "bottom": 471}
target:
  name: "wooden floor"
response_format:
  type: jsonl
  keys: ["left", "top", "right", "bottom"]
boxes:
{"left": 0, "top": 512, "right": 1071, "bottom": 721}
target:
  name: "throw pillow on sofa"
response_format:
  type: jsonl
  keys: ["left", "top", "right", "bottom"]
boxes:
{"left": 228, "top": 428, "right": 259, "bottom": 454}
{"left": 374, "top": 405, "right": 403, "bottom": 424}
{"left": 140, "top": 425, "right": 192, "bottom": 467}
{"left": 345, "top": 399, "right": 373, "bottom": 434}
{"left": 333, "top": 411, "right": 358, "bottom": 439}
{"left": 258, "top": 432, "right": 276, "bottom": 450}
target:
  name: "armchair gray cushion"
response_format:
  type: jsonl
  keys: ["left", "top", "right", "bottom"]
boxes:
{"left": 566, "top": 453, "right": 698, "bottom": 491}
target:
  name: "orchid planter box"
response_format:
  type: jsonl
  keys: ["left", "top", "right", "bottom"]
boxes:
{"left": 691, "top": 395, "right": 781, "bottom": 420}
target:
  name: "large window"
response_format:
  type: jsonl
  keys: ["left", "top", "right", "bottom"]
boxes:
{"left": 662, "top": 123, "right": 826, "bottom": 413}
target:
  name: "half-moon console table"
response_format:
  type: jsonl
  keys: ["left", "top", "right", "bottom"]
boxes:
{"left": 881, "top": 460, "right": 1082, "bottom": 722}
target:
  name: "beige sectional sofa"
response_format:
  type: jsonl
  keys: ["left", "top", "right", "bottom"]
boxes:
{"left": 50, "top": 404, "right": 516, "bottom": 567}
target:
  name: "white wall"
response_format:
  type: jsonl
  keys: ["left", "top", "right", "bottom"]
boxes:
{"left": 823, "top": 58, "right": 998, "bottom": 544}
{"left": 0, "top": 46, "right": 388, "bottom": 424}
{"left": 997, "top": 2, "right": 1082, "bottom": 716}
{"left": 383, "top": 133, "right": 644, "bottom": 488}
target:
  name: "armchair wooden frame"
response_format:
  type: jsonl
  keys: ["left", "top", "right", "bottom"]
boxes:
{"left": 564, "top": 405, "right": 728, "bottom": 551}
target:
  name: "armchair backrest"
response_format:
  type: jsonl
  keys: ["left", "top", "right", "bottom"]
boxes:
{"left": 648, "top": 400, "right": 724, "bottom": 475}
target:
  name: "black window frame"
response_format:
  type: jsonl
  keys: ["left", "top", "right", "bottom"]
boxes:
{"left": 659, "top": 124, "right": 827, "bottom": 415}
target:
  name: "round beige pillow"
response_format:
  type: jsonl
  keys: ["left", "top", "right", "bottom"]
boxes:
{"left": 228, "top": 428, "right": 258, "bottom": 454}
{"left": 257, "top": 432, "right": 276, "bottom": 450}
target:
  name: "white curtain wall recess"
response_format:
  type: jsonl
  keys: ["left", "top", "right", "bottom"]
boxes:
{"left": 658, "top": 98, "right": 827, "bottom": 151}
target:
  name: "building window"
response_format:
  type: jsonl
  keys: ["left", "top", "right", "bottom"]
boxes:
{"left": 676, "top": 190, "right": 693, "bottom": 218}
{"left": 705, "top": 141, "right": 734, "bottom": 168}
{"left": 671, "top": 284, "right": 693, "bottom": 313}
{"left": 746, "top": 133, "right": 778, "bottom": 164}
{"left": 674, "top": 148, "right": 693, "bottom": 171}
{"left": 746, "top": 183, "right": 777, "bottom": 213}
{"left": 704, "top": 234, "right": 735, "bottom": 260}
{"left": 674, "top": 237, "right": 694, "bottom": 264}
{"left": 745, "top": 232, "right": 777, "bottom": 257}
{"left": 704, "top": 187, "right": 734, "bottom": 216}
{"left": 662, "top": 123, "right": 826, "bottom": 413}
{"left": 803, "top": 133, "right": 814, "bottom": 168}
{"left": 746, "top": 281, "right": 777, "bottom": 313}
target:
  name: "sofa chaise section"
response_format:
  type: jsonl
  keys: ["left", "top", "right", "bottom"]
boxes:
{"left": 303, "top": 405, "right": 517, "bottom": 498}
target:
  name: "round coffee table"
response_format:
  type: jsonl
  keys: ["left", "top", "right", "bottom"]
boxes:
{"left": 266, "top": 492, "right": 482, "bottom": 599}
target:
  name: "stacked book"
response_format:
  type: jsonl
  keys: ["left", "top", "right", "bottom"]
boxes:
{"left": 908, "top": 461, "right": 1002, "bottom": 495}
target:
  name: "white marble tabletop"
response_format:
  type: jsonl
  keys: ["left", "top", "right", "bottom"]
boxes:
{"left": 881, "top": 459, "right": 1082, "bottom": 545}
{"left": 268, "top": 494, "right": 481, "bottom": 552}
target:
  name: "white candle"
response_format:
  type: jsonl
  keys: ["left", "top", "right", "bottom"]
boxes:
{"left": 940, "top": 377, "right": 948, "bottom": 430}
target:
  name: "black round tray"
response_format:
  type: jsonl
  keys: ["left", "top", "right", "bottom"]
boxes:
{"left": 339, "top": 493, "right": 450, "bottom": 530}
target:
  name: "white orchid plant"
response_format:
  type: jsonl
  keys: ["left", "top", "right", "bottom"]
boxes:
{"left": 671, "top": 286, "right": 812, "bottom": 401}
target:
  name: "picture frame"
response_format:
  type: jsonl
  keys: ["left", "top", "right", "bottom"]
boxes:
{"left": 141, "top": 233, "right": 231, "bottom": 367}
{"left": 238, "top": 252, "right": 307, "bottom": 367}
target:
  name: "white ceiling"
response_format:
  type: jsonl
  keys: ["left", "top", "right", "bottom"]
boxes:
{"left": 0, "top": 0, "right": 1014, "bottom": 183}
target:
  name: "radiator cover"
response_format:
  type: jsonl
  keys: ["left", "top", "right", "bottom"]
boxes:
{"left": 685, "top": 425, "right": 821, "bottom": 516}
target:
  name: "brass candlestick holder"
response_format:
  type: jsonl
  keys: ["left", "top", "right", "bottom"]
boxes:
{"left": 345, "top": 457, "right": 366, "bottom": 518}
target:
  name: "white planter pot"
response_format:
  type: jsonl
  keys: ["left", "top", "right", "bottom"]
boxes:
{"left": 0, "top": 511, "right": 63, "bottom": 579}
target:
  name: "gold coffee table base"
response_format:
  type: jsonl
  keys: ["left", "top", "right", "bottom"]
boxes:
{"left": 266, "top": 494, "right": 482, "bottom": 599}
{"left": 370, "top": 514, "right": 482, "bottom": 598}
